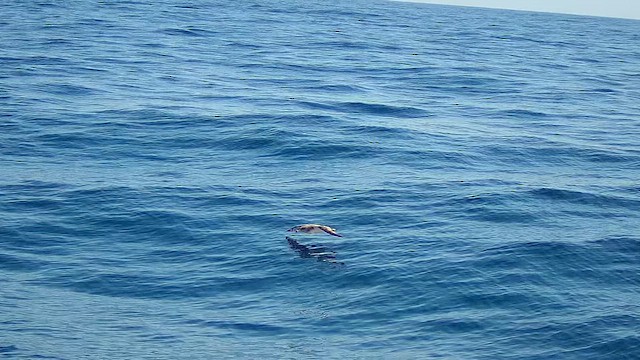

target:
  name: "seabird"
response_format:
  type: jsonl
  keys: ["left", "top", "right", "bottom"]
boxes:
{"left": 287, "top": 224, "right": 343, "bottom": 237}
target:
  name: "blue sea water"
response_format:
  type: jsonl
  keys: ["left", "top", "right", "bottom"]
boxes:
{"left": 1, "top": 0, "right": 640, "bottom": 358}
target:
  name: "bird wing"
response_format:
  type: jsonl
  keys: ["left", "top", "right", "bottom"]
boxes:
{"left": 321, "top": 226, "right": 343, "bottom": 237}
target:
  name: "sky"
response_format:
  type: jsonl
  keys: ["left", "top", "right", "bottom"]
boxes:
{"left": 401, "top": 0, "right": 640, "bottom": 20}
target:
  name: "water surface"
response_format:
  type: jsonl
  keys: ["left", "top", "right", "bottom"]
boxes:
{"left": 1, "top": 0, "right": 639, "bottom": 358}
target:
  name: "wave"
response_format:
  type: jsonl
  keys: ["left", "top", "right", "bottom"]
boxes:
{"left": 296, "top": 100, "right": 430, "bottom": 118}
{"left": 530, "top": 187, "right": 640, "bottom": 211}
{"left": 157, "top": 27, "right": 218, "bottom": 37}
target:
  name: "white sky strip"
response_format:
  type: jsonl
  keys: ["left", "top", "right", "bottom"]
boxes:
{"left": 396, "top": 0, "right": 640, "bottom": 20}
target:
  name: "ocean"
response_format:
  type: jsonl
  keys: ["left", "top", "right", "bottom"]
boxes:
{"left": 1, "top": 0, "right": 639, "bottom": 358}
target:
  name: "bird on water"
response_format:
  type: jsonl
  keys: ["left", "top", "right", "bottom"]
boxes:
{"left": 287, "top": 224, "right": 343, "bottom": 237}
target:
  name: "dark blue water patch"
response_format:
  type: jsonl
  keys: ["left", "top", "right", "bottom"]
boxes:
{"left": 328, "top": 210, "right": 420, "bottom": 230}
{"left": 36, "top": 83, "right": 99, "bottom": 96}
{"left": 590, "top": 236, "right": 640, "bottom": 254}
{"left": 586, "top": 237, "right": 640, "bottom": 282}
{"left": 157, "top": 27, "right": 218, "bottom": 37}
{"left": 456, "top": 289, "right": 550, "bottom": 312}
{"left": 265, "top": 141, "right": 378, "bottom": 161}
{"left": 40, "top": 38, "right": 76, "bottom": 47}
{"left": 1, "top": 185, "right": 148, "bottom": 234}
{"left": 0, "top": 345, "right": 18, "bottom": 354}
{"left": 0, "top": 253, "right": 47, "bottom": 272}
{"left": 96, "top": 108, "right": 197, "bottom": 127}
{"left": 480, "top": 239, "right": 640, "bottom": 288}
{"left": 223, "top": 40, "right": 264, "bottom": 50}
{"left": 329, "top": 188, "right": 417, "bottom": 206}
{"left": 581, "top": 88, "right": 619, "bottom": 94}
{"left": 415, "top": 317, "right": 486, "bottom": 334}
{"left": 198, "top": 192, "right": 274, "bottom": 208}
{"left": 303, "top": 84, "right": 366, "bottom": 93}
{"left": 236, "top": 60, "right": 331, "bottom": 75}
{"left": 62, "top": 213, "right": 196, "bottom": 249}
{"left": 23, "top": 56, "right": 74, "bottom": 66}
{"left": 2, "top": 183, "right": 275, "bottom": 252}
{"left": 578, "top": 336, "right": 640, "bottom": 360}
{"left": 4, "top": 222, "right": 81, "bottom": 256}
{"left": 0, "top": 180, "right": 71, "bottom": 196}
{"left": 440, "top": 191, "right": 563, "bottom": 225}
{"left": 311, "top": 40, "right": 370, "bottom": 50}
{"left": 530, "top": 187, "right": 640, "bottom": 211}
{"left": 571, "top": 57, "right": 604, "bottom": 64}
{"left": 4, "top": 197, "right": 64, "bottom": 214}
{"left": 396, "top": 78, "right": 520, "bottom": 96}
{"left": 270, "top": 113, "right": 343, "bottom": 127}
{"left": 32, "top": 130, "right": 122, "bottom": 151}
{"left": 0, "top": 224, "right": 22, "bottom": 241}
{"left": 493, "top": 34, "right": 574, "bottom": 49}
{"left": 338, "top": 101, "right": 430, "bottom": 118}
{"left": 52, "top": 185, "right": 144, "bottom": 205}
{"left": 25, "top": 353, "right": 66, "bottom": 360}
{"left": 499, "top": 316, "right": 640, "bottom": 360}
{"left": 157, "top": 128, "right": 291, "bottom": 152}
{"left": 181, "top": 318, "right": 288, "bottom": 335}
{"left": 0, "top": 56, "right": 29, "bottom": 65}
{"left": 83, "top": 55, "right": 152, "bottom": 66}
{"left": 0, "top": 139, "right": 77, "bottom": 158}
{"left": 296, "top": 100, "right": 430, "bottom": 118}
{"left": 38, "top": 270, "right": 281, "bottom": 300}
{"left": 173, "top": 4, "right": 202, "bottom": 10}
{"left": 461, "top": 207, "right": 540, "bottom": 224}
{"left": 387, "top": 148, "right": 480, "bottom": 170}
{"left": 44, "top": 271, "right": 205, "bottom": 300}
{"left": 75, "top": 17, "right": 119, "bottom": 27}
{"left": 0, "top": 344, "right": 57, "bottom": 360}
{"left": 342, "top": 124, "right": 418, "bottom": 141}
{"left": 103, "top": 111, "right": 296, "bottom": 133}
{"left": 143, "top": 249, "right": 208, "bottom": 264}
{"left": 482, "top": 240, "right": 582, "bottom": 258}
{"left": 580, "top": 149, "right": 639, "bottom": 164}
{"left": 479, "top": 141, "right": 639, "bottom": 167}
{"left": 22, "top": 129, "right": 190, "bottom": 162}
{"left": 496, "top": 109, "right": 550, "bottom": 119}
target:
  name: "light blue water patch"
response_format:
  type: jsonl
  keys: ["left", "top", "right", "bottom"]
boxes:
{"left": 1, "top": 0, "right": 639, "bottom": 359}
